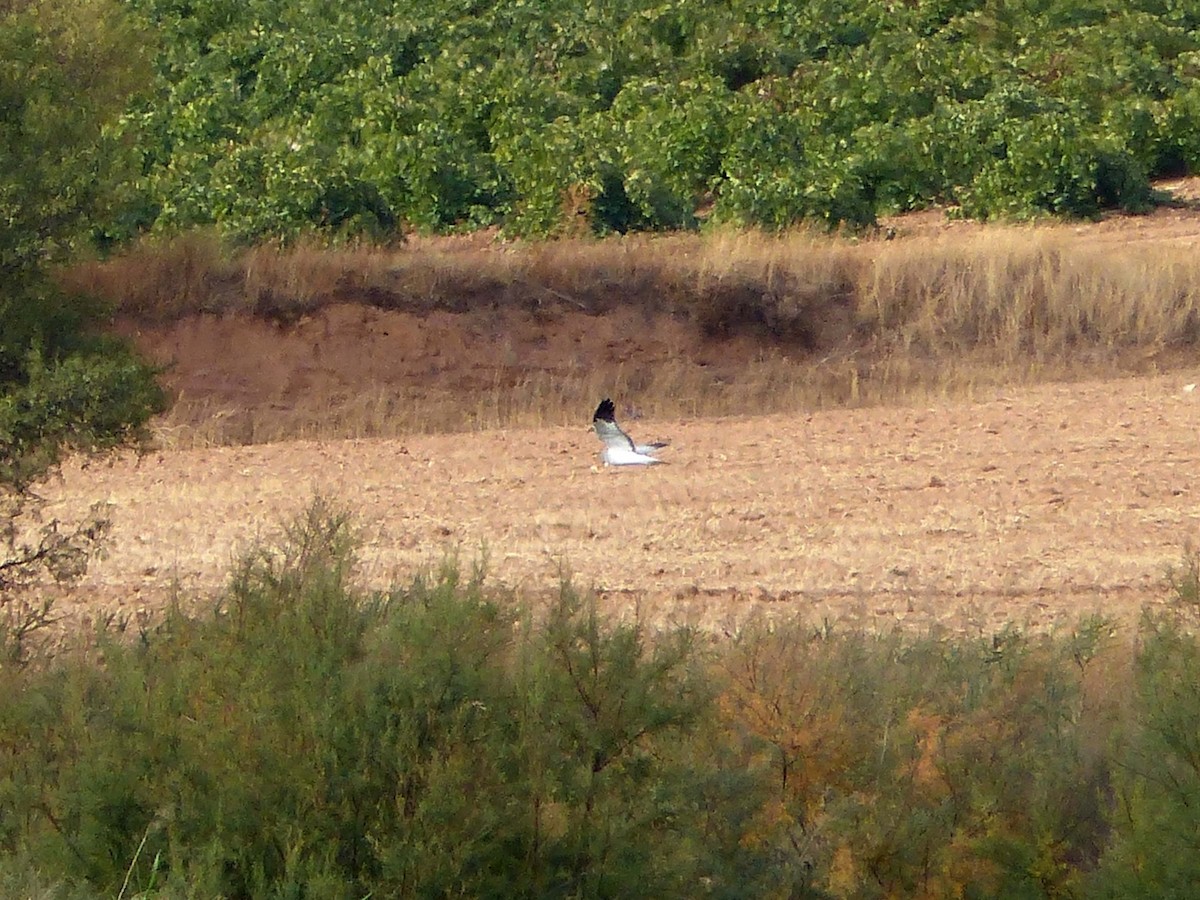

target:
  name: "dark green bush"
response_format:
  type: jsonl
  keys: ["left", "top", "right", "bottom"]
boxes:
{"left": 959, "top": 108, "right": 1153, "bottom": 219}
{"left": 1, "top": 0, "right": 165, "bottom": 615}
{"left": 4, "top": 502, "right": 1200, "bottom": 896}
{"left": 0, "top": 501, "right": 754, "bottom": 897}
{"left": 1092, "top": 615, "right": 1200, "bottom": 897}
{"left": 114, "top": 0, "right": 1200, "bottom": 239}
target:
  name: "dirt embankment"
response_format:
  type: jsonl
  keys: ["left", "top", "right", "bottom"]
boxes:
{"left": 75, "top": 178, "right": 1200, "bottom": 446}
{"left": 116, "top": 303, "right": 797, "bottom": 443}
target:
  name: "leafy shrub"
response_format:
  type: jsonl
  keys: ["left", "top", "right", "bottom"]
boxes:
{"left": 0, "top": 501, "right": 760, "bottom": 897}
{"left": 717, "top": 616, "right": 1118, "bottom": 897}
{"left": 1092, "top": 616, "right": 1200, "bottom": 897}
{"left": 959, "top": 108, "right": 1153, "bottom": 219}
{"left": 1163, "top": 79, "right": 1200, "bottom": 171}
{"left": 609, "top": 76, "right": 733, "bottom": 229}
{"left": 492, "top": 111, "right": 612, "bottom": 237}
{"left": 1, "top": 0, "right": 165, "bottom": 644}
{"left": 0, "top": 0, "right": 165, "bottom": 490}
{"left": 0, "top": 0, "right": 151, "bottom": 273}
{"left": 4, "top": 502, "right": 1200, "bottom": 895}
{"left": 1166, "top": 544, "right": 1200, "bottom": 612}
{"left": 714, "top": 95, "right": 877, "bottom": 230}
{"left": 113, "top": 0, "right": 1200, "bottom": 239}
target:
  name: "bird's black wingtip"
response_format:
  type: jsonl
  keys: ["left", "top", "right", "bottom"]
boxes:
{"left": 593, "top": 398, "right": 616, "bottom": 422}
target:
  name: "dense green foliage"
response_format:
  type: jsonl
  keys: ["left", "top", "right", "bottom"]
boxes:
{"left": 115, "top": 0, "right": 1200, "bottom": 240}
{"left": 2, "top": 504, "right": 1199, "bottom": 897}
{"left": 0, "top": 0, "right": 163, "bottom": 492}
{"left": 0, "top": 0, "right": 147, "bottom": 277}
{"left": 0, "top": 504, "right": 735, "bottom": 898}
{"left": 1, "top": 0, "right": 164, "bottom": 596}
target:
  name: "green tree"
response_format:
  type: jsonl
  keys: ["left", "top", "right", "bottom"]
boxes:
{"left": 1092, "top": 617, "right": 1200, "bottom": 898}
{"left": 116, "top": 0, "right": 1200, "bottom": 237}
{"left": 0, "top": 0, "right": 164, "bottom": 632}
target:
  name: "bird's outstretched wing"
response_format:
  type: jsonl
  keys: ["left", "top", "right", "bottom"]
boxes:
{"left": 592, "top": 398, "right": 667, "bottom": 466}
{"left": 592, "top": 398, "right": 636, "bottom": 452}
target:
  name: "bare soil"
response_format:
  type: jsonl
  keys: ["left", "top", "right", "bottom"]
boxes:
{"left": 42, "top": 371, "right": 1200, "bottom": 636}
{"left": 35, "top": 189, "right": 1200, "bottom": 635}
{"left": 118, "top": 303, "right": 773, "bottom": 442}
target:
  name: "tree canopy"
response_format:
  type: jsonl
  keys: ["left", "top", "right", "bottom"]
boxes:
{"left": 113, "top": 0, "right": 1200, "bottom": 240}
{"left": 1, "top": 0, "right": 164, "bottom": 594}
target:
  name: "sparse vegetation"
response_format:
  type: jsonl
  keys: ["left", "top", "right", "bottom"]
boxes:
{"left": 1167, "top": 543, "right": 1200, "bottom": 613}
{"left": 1, "top": 502, "right": 1197, "bottom": 896}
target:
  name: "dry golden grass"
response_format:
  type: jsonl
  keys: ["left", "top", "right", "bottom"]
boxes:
{"left": 73, "top": 223, "right": 1200, "bottom": 353}
{"left": 864, "top": 231, "right": 1200, "bottom": 361}
{"left": 63, "top": 215, "right": 1200, "bottom": 445}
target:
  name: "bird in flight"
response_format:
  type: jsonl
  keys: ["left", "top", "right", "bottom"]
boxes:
{"left": 592, "top": 398, "right": 669, "bottom": 466}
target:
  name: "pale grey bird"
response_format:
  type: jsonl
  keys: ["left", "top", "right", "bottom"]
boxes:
{"left": 592, "top": 398, "right": 669, "bottom": 466}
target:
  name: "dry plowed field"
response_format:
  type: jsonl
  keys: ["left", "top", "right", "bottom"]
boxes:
{"left": 44, "top": 371, "right": 1200, "bottom": 635}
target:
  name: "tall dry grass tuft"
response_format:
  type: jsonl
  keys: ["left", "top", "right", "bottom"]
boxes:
{"left": 65, "top": 224, "right": 1200, "bottom": 444}
{"left": 83, "top": 226, "right": 1200, "bottom": 356}
{"left": 864, "top": 230, "right": 1200, "bottom": 364}
{"left": 63, "top": 230, "right": 239, "bottom": 322}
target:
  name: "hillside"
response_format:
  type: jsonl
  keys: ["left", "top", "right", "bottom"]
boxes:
{"left": 38, "top": 186, "right": 1200, "bottom": 632}
{"left": 72, "top": 180, "right": 1200, "bottom": 446}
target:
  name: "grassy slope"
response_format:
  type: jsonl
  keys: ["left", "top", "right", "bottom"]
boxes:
{"left": 64, "top": 194, "right": 1200, "bottom": 444}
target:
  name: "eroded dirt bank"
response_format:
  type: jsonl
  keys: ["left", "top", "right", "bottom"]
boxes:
{"left": 118, "top": 304, "right": 802, "bottom": 443}
{"left": 98, "top": 185, "right": 1200, "bottom": 446}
